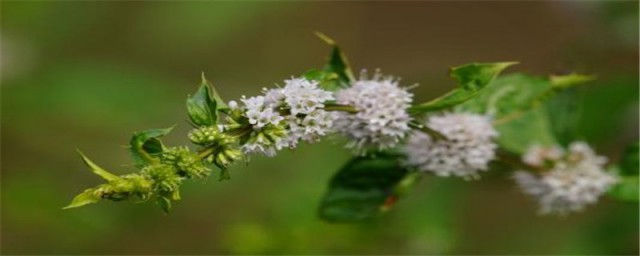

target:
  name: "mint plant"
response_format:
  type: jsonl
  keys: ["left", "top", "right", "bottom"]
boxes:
{"left": 65, "top": 34, "right": 638, "bottom": 220}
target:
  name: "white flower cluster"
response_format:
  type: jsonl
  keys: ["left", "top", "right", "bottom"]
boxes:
{"left": 403, "top": 113, "right": 498, "bottom": 179}
{"left": 334, "top": 71, "right": 413, "bottom": 153}
{"left": 234, "top": 78, "right": 336, "bottom": 156}
{"left": 241, "top": 95, "right": 284, "bottom": 129}
{"left": 514, "top": 142, "right": 619, "bottom": 215}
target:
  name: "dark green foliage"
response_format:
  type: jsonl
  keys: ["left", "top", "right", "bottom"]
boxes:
{"left": 318, "top": 153, "right": 416, "bottom": 222}
{"left": 620, "top": 142, "right": 639, "bottom": 176}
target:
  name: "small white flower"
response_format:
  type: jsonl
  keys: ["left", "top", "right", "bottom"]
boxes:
{"left": 240, "top": 126, "right": 288, "bottom": 157}
{"left": 242, "top": 140, "right": 278, "bottom": 157}
{"left": 283, "top": 110, "right": 338, "bottom": 147}
{"left": 403, "top": 113, "right": 498, "bottom": 179}
{"left": 522, "top": 144, "right": 564, "bottom": 167}
{"left": 283, "top": 78, "right": 334, "bottom": 115}
{"left": 261, "top": 78, "right": 336, "bottom": 148}
{"left": 228, "top": 100, "right": 239, "bottom": 110}
{"left": 514, "top": 141, "right": 618, "bottom": 215}
{"left": 240, "top": 95, "right": 284, "bottom": 129}
{"left": 334, "top": 71, "right": 413, "bottom": 153}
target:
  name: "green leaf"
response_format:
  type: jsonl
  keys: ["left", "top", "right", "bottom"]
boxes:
{"left": 457, "top": 72, "right": 598, "bottom": 154}
{"left": 201, "top": 73, "right": 229, "bottom": 111}
{"left": 460, "top": 73, "right": 595, "bottom": 121}
{"left": 158, "top": 196, "right": 172, "bottom": 214}
{"left": 77, "top": 150, "right": 119, "bottom": 181}
{"left": 549, "top": 73, "right": 596, "bottom": 89}
{"left": 302, "top": 69, "right": 342, "bottom": 91}
{"left": 495, "top": 107, "right": 557, "bottom": 154}
{"left": 129, "top": 127, "right": 174, "bottom": 167}
{"left": 318, "top": 153, "right": 417, "bottom": 222}
{"left": 187, "top": 75, "right": 219, "bottom": 126}
{"left": 608, "top": 175, "right": 639, "bottom": 202}
{"left": 620, "top": 142, "right": 639, "bottom": 176}
{"left": 63, "top": 188, "right": 100, "bottom": 209}
{"left": 409, "top": 62, "right": 516, "bottom": 114}
{"left": 545, "top": 89, "right": 581, "bottom": 146}
{"left": 315, "top": 32, "right": 355, "bottom": 90}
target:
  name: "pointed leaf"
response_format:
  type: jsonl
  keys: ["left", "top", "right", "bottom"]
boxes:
{"left": 549, "top": 73, "right": 596, "bottom": 89}
{"left": 63, "top": 188, "right": 100, "bottom": 209}
{"left": 158, "top": 196, "right": 172, "bottom": 214}
{"left": 315, "top": 32, "right": 355, "bottom": 90}
{"left": 409, "top": 62, "right": 516, "bottom": 114}
{"left": 318, "top": 153, "right": 416, "bottom": 222}
{"left": 129, "top": 127, "right": 174, "bottom": 167}
{"left": 201, "top": 73, "right": 229, "bottom": 111}
{"left": 187, "top": 75, "right": 219, "bottom": 126}
{"left": 77, "top": 150, "right": 119, "bottom": 181}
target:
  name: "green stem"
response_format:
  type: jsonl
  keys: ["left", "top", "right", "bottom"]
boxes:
{"left": 197, "top": 147, "right": 215, "bottom": 160}
{"left": 409, "top": 122, "right": 447, "bottom": 141}
{"left": 496, "top": 149, "right": 543, "bottom": 173}
{"left": 324, "top": 103, "right": 358, "bottom": 113}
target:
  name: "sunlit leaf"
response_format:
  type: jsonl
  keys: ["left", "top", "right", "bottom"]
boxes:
{"left": 495, "top": 107, "right": 557, "bottom": 154}
{"left": 409, "top": 62, "right": 516, "bottom": 114}
{"left": 63, "top": 188, "right": 100, "bottom": 209}
{"left": 608, "top": 174, "right": 639, "bottom": 202}
{"left": 77, "top": 150, "right": 119, "bottom": 181}
{"left": 549, "top": 73, "right": 596, "bottom": 89}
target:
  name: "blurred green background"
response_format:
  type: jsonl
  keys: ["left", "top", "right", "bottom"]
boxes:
{"left": 1, "top": 1, "right": 638, "bottom": 255}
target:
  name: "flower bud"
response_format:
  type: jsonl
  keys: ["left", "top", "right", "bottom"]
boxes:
{"left": 142, "top": 164, "right": 182, "bottom": 194}
{"left": 214, "top": 147, "right": 243, "bottom": 168}
{"left": 188, "top": 126, "right": 221, "bottom": 145}
{"left": 161, "top": 147, "right": 210, "bottom": 179}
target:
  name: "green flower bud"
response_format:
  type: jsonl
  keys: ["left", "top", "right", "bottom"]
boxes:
{"left": 263, "top": 125, "right": 288, "bottom": 141}
{"left": 188, "top": 126, "right": 221, "bottom": 145}
{"left": 142, "top": 164, "right": 182, "bottom": 194}
{"left": 161, "top": 147, "right": 210, "bottom": 179}
{"left": 214, "top": 147, "right": 243, "bottom": 168}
